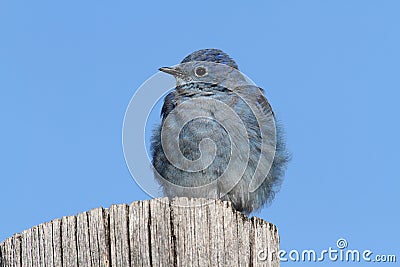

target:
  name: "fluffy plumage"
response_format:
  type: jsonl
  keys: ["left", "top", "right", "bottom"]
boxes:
{"left": 151, "top": 49, "right": 289, "bottom": 213}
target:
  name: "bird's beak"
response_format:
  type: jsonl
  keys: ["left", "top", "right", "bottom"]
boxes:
{"left": 159, "top": 67, "right": 185, "bottom": 77}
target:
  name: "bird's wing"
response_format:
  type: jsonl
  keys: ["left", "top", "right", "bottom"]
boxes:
{"left": 256, "top": 87, "right": 274, "bottom": 115}
{"left": 234, "top": 85, "right": 275, "bottom": 118}
{"left": 233, "top": 85, "right": 277, "bottom": 193}
{"left": 161, "top": 91, "right": 176, "bottom": 119}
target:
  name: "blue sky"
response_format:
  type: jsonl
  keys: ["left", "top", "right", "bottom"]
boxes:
{"left": 1, "top": 1, "right": 399, "bottom": 265}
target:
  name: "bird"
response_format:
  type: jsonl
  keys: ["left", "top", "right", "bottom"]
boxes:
{"left": 151, "top": 48, "right": 289, "bottom": 214}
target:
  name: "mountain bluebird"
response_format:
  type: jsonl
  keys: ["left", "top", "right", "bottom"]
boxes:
{"left": 151, "top": 49, "right": 289, "bottom": 213}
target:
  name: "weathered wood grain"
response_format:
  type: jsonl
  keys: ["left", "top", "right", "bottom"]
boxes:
{"left": 0, "top": 198, "right": 279, "bottom": 267}
{"left": 0, "top": 234, "right": 21, "bottom": 267}
{"left": 87, "top": 208, "right": 109, "bottom": 267}
{"left": 52, "top": 219, "right": 62, "bottom": 267}
{"left": 128, "top": 200, "right": 151, "bottom": 267}
{"left": 109, "top": 204, "right": 130, "bottom": 267}
{"left": 61, "top": 215, "right": 78, "bottom": 267}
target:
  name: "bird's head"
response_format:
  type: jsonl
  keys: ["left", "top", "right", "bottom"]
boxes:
{"left": 159, "top": 49, "right": 248, "bottom": 88}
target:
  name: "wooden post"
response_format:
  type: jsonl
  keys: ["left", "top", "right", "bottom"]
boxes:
{"left": 0, "top": 198, "right": 279, "bottom": 267}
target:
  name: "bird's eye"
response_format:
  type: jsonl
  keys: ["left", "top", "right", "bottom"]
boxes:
{"left": 194, "top": 66, "right": 207, "bottom": 77}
